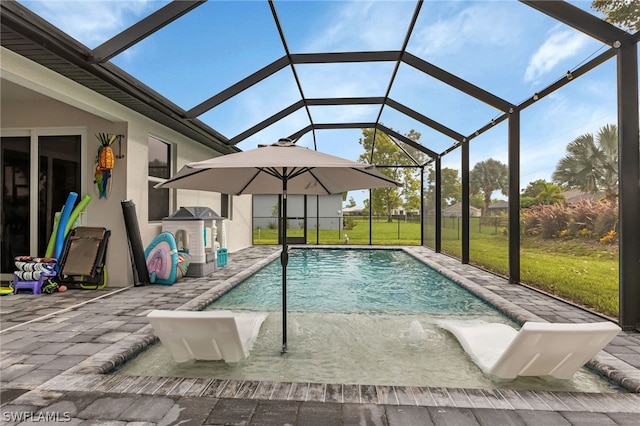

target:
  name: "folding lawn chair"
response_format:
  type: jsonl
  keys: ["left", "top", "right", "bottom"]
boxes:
{"left": 56, "top": 227, "right": 110, "bottom": 289}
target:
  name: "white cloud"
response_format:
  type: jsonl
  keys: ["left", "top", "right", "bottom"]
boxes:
{"left": 524, "top": 28, "right": 590, "bottom": 83}
{"left": 303, "top": 1, "right": 412, "bottom": 52}
{"left": 24, "top": 0, "right": 157, "bottom": 47}
{"left": 409, "top": 2, "right": 522, "bottom": 58}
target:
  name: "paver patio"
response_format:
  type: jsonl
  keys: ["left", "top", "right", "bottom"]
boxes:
{"left": 1, "top": 245, "right": 639, "bottom": 425}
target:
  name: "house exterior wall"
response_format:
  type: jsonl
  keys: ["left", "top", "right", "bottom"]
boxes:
{"left": 442, "top": 203, "right": 481, "bottom": 217}
{"left": 1, "top": 47, "right": 251, "bottom": 287}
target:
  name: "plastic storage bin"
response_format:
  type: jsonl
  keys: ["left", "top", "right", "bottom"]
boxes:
{"left": 217, "top": 248, "right": 228, "bottom": 267}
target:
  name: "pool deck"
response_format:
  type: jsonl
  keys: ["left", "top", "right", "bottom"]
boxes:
{"left": 1, "top": 245, "right": 639, "bottom": 425}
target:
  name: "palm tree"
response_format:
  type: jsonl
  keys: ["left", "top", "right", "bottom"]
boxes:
{"left": 536, "top": 182, "right": 565, "bottom": 205}
{"left": 469, "top": 158, "right": 509, "bottom": 215}
{"left": 552, "top": 124, "right": 618, "bottom": 200}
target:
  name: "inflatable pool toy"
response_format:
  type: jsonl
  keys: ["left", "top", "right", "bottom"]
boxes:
{"left": 64, "top": 194, "right": 91, "bottom": 236}
{"left": 45, "top": 194, "right": 91, "bottom": 258}
{"left": 144, "top": 232, "right": 179, "bottom": 285}
{"left": 54, "top": 192, "right": 78, "bottom": 260}
{"left": 45, "top": 212, "right": 61, "bottom": 258}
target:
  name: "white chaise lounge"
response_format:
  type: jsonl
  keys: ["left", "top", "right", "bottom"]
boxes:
{"left": 147, "top": 310, "right": 267, "bottom": 363}
{"left": 438, "top": 320, "right": 621, "bottom": 380}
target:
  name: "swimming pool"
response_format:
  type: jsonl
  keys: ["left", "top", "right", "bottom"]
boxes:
{"left": 213, "top": 249, "right": 500, "bottom": 315}
{"left": 119, "top": 248, "right": 620, "bottom": 392}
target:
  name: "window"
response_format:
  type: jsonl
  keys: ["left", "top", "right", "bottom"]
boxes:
{"left": 221, "top": 193, "right": 233, "bottom": 220}
{"left": 148, "top": 136, "right": 171, "bottom": 221}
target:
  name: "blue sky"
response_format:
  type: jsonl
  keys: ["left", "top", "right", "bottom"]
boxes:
{"left": 21, "top": 0, "right": 624, "bottom": 206}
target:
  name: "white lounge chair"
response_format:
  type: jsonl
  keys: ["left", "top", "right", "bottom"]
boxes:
{"left": 438, "top": 320, "right": 621, "bottom": 380}
{"left": 147, "top": 309, "right": 267, "bottom": 363}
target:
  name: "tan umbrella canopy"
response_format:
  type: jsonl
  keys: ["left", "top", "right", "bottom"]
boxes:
{"left": 156, "top": 138, "right": 401, "bottom": 353}
{"left": 158, "top": 138, "right": 399, "bottom": 195}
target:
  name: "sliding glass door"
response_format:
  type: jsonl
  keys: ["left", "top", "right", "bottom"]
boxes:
{"left": 1, "top": 131, "right": 82, "bottom": 279}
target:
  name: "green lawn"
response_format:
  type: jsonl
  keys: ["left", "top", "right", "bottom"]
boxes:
{"left": 253, "top": 217, "right": 619, "bottom": 317}
{"left": 253, "top": 217, "right": 424, "bottom": 245}
{"left": 439, "top": 236, "right": 619, "bottom": 317}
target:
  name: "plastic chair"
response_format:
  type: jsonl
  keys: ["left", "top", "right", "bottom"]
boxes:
{"left": 13, "top": 271, "right": 56, "bottom": 294}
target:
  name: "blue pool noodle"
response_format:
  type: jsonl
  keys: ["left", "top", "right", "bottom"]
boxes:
{"left": 53, "top": 192, "right": 78, "bottom": 260}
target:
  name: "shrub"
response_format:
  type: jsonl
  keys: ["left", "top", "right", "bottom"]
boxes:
{"left": 578, "top": 228, "right": 592, "bottom": 238}
{"left": 566, "top": 199, "right": 597, "bottom": 235}
{"left": 343, "top": 216, "right": 357, "bottom": 230}
{"left": 594, "top": 200, "right": 618, "bottom": 237}
{"left": 533, "top": 204, "right": 569, "bottom": 239}
{"left": 599, "top": 229, "right": 617, "bottom": 245}
{"left": 521, "top": 208, "right": 540, "bottom": 236}
{"left": 522, "top": 198, "right": 619, "bottom": 242}
{"left": 520, "top": 196, "right": 537, "bottom": 209}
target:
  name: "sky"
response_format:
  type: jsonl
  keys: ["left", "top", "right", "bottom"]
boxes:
{"left": 20, "top": 0, "right": 626, "bottom": 206}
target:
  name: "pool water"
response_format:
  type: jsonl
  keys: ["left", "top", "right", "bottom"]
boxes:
{"left": 119, "top": 249, "right": 621, "bottom": 392}
{"left": 212, "top": 249, "right": 500, "bottom": 315}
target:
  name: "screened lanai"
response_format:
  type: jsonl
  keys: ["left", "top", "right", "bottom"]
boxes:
{"left": 1, "top": 0, "right": 638, "bottom": 330}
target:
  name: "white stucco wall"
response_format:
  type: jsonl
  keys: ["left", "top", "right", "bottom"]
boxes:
{"left": 1, "top": 47, "right": 252, "bottom": 287}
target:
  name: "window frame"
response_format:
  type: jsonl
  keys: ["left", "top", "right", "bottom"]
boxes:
{"left": 147, "top": 135, "right": 174, "bottom": 222}
{"left": 221, "top": 193, "right": 233, "bottom": 220}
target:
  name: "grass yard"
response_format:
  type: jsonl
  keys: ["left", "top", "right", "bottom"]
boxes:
{"left": 521, "top": 239, "right": 618, "bottom": 317}
{"left": 253, "top": 217, "right": 423, "bottom": 245}
{"left": 253, "top": 216, "right": 619, "bottom": 317}
{"left": 439, "top": 236, "right": 619, "bottom": 317}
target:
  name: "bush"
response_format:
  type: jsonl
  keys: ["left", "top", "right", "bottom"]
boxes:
{"left": 566, "top": 200, "right": 597, "bottom": 235}
{"left": 521, "top": 198, "right": 619, "bottom": 241}
{"left": 524, "top": 204, "right": 569, "bottom": 239}
{"left": 343, "top": 216, "right": 357, "bottom": 230}
{"left": 578, "top": 228, "right": 593, "bottom": 239}
{"left": 520, "top": 196, "right": 537, "bottom": 208}
{"left": 541, "top": 206, "right": 570, "bottom": 239}
{"left": 521, "top": 208, "right": 541, "bottom": 236}
{"left": 599, "top": 229, "right": 617, "bottom": 245}
{"left": 593, "top": 200, "right": 618, "bottom": 237}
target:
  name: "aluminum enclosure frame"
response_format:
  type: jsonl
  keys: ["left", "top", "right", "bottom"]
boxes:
{"left": 1, "top": 0, "right": 638, "bottom": 329}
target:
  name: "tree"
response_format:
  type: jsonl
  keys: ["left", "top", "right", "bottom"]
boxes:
{"left": 521, "top": 179, "right": 549, "bottom": 199}
{"left": 535, "top": 183, "right": 565, "bottom": 205}
{"left": 403, "top": 177, "right": 422, "bottom": 214}
{"left": 469, "top": 193, "right": 485, "bottom": 210}
{"left": 552, "top": 124, "right": 618, "bottom": 200}
{"left": 358, "top": 128, "right": 424, "bottom": 221}
{"left": 469, "top": 158, "right": 509, "bottom": 215}
{"left": 520, "top": 196, "right": 537, "bottom": 209}
{"left": 427, "top": 167, "right": 462, "bottom": 207}
{"left": 398, "top": 129, "right": 427, "bottom": 214}
{"left": 346, "top": 196, "right": 356, "bottom": 208}
{"left": 592, "top": 0, "right": 640, "bottom": 32}
{"left": 521, "top": 179, "right": 564, "bottom": 207}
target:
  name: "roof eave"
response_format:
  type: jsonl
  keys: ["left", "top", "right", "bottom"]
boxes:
{"left": 0, "top": 0, "right": 238, "bottom": 155}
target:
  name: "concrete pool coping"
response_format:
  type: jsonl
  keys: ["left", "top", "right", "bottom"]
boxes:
{"left": 1, "top": 245, "right": 640, "bottom": 424}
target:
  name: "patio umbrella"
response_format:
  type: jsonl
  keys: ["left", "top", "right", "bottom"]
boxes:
{"left": 156, "top": 138, "right": 400, "bottom": 353}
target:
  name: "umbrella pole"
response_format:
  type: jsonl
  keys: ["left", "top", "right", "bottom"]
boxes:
{"left": 281, "top": 175, "right": 288, "bottom": 355}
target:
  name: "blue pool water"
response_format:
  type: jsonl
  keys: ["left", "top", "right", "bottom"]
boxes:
{"left": 212, "top": 249, "right": 497, "bottom": 316}
{"left": 119, "top": 248, "right": 620, "bottom": 392}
